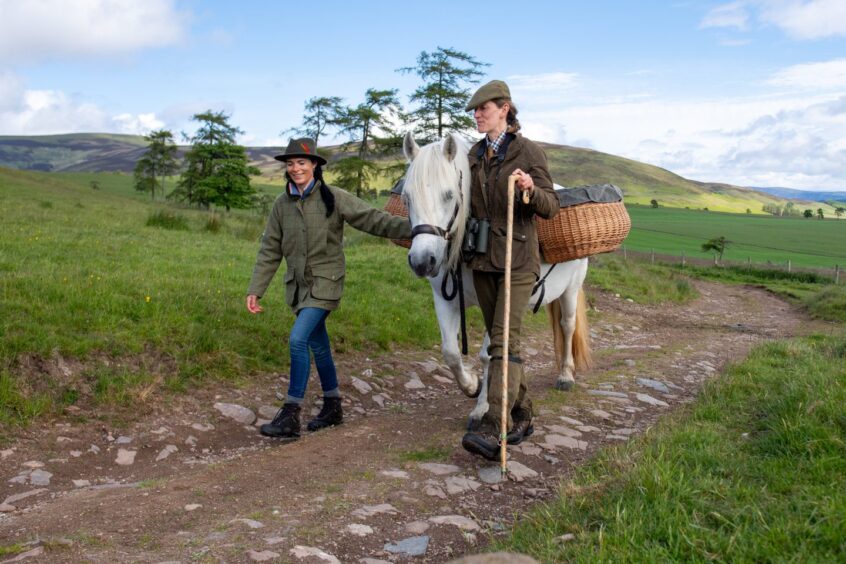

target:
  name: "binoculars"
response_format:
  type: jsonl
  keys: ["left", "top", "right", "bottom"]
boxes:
{"left": 462, "top": 217, "right": 491, "bottom": 255}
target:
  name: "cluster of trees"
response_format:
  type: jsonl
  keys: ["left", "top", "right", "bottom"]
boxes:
{"left": 763, "top": 201, "right": 845, "bottom": 220}
{"left": 134, "top": 46, "right": 488, "bottom": 209}
{"left": 133, "top": 112, "right": 260, "bottom": 211}
{"left": 285, "top": 47, "right": 487, "bottom": 197}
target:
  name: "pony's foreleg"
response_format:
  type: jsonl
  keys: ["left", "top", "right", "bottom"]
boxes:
{"left": 433, "top": 292, "right": 479, "bottom": 397}
{"left": 467, "top": 332, "right": 491, "bottom": 430}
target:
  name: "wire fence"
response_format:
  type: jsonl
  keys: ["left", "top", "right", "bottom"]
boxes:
{"left": 613, "top": 247, "right": 842, "bottom": 285}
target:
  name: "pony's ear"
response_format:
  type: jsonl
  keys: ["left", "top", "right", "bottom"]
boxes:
{"left": 403, "top": 132, "right": 420, "bottom": 162}
{"left": 443, "top": 134, "right": 457, "bottom": 162}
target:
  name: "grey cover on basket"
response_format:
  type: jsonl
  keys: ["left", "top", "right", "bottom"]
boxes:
{"left": 553, "top": 183, "right": 624, "bottom": 208}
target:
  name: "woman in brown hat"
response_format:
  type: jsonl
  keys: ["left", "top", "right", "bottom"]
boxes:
{"left": 246, "top": 137, "right": 412, "bottom": 440}
{"left": 460, "top": 80, "right": 560, "bottom": 460}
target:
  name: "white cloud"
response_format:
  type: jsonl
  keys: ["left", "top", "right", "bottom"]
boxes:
{"left": 759, "top": 0, "right": 846, "bottom": 40}
{"left": 112, "top": 113, "right": 165, "bottom": 135}
{"left": 0, "top": 73, "right": 165, "bottom": 136}
{"left": 519, "top": 91, "right": 846, "bottom": 190}
{"left": 768, "top": 58, "right": 846, "bottom": 90}
{"left": 0, "top": 0, "right": 188, "bottom": 63}
{"left": 700, "top": 1, "right": 750, "bottom": 30}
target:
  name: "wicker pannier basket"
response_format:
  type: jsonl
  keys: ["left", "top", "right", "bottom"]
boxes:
{"left": 538, "top": 184, "right": 631, "bottom": 263}
{"left": 384, "top": 192, "right": 412, "bottom": 248}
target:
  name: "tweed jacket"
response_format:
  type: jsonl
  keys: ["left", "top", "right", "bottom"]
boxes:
{"left": 247, "top": 182, "right": 412, "bottom": 312}
{"left": 467, "top": 133, "right": 559, "bottom": 276}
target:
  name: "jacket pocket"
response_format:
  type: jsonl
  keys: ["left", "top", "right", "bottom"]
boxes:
{"left": 309, "top": 266, "right": 345, "bottom": 301}
{"left": 489, "top": 227, "right": 529, "bottom": 271}
{"left": 283, "top": 269, "right": 298, "bottom": 307}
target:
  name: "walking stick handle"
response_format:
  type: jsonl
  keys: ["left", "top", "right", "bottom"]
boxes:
{"left": 501, "top": 174, "right": 519, "bottom": 476}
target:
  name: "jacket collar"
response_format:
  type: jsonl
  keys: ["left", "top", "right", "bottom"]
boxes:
{"left": 470, "top": 132, "right": 520, "bottom": 166}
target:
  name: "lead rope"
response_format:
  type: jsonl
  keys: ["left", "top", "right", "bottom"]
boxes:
{"left": 436, "top": 169, "right": 469, "bottom": 356}
{"left": 440, "top": 248, "right": 469, "bottom": 355}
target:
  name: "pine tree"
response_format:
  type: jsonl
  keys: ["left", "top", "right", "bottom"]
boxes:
{"left": 171, "top": 111, "right": 259, "bottom": 211}
{"left": 134, "top": 129, "right": 178, "bottom": 200}
{"left": 285, "top": 96, "right": 344, "bottom": 145}
{"left": 398, "top": 47, "right": 489, "bottom": 141}
{"left": 335, "top": 89, "right": 403, "bottom": 197}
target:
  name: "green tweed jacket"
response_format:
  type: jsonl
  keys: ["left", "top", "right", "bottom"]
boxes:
{"left": 247, "top": 182, "right": 412, "bottom": 312}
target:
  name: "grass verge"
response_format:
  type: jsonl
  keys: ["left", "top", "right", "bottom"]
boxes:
{"left": 495, "top": 334, "right": 846, "bottom": 562}
{"left": 587, "top": 254, "right": 697, "bottom": 304}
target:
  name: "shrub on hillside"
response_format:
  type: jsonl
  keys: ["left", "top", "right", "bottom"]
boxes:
{"left": 146, "top": 210, "right": 189, "bottom": 231}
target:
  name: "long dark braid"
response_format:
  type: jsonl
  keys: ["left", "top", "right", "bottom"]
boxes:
{"left": 285, "top": 161, "right": 335, "bottom": 217}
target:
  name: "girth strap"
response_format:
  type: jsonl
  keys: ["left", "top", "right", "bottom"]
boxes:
{"left": 530, "top": 263, "right": 557, "bottom": 314}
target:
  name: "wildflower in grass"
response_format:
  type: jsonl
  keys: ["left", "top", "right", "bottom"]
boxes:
{"left": 145, "top": 296, "right": 151, "bottom": 303}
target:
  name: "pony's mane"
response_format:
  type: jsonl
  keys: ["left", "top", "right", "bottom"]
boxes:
{"left": 404, "top": 136, "right": 471, "bottom": 271}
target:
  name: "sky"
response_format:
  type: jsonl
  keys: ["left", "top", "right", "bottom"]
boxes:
{"left": 0, "top": 0, "right": 845, "bottom": 190}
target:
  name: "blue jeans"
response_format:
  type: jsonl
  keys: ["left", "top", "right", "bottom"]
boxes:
{"left": 287, "top": 307, "right": 338, "bottom": 400}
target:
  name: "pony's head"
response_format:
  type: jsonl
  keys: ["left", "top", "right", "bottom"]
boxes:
{"left": 402, "top": 131, "right": 471, "bottom": 278}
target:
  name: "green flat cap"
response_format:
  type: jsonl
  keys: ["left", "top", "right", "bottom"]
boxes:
{"left": 465, "top": 79, "right": 511, "bottom": 111}
{"left": 274, "top": 137, "right": 327, "bottom": 165}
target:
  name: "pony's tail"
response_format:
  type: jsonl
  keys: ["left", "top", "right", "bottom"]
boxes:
{"left": 547, "top": 289, "right": 592, "bottom": 372}
{"left": 573, "top": 288, "right": 592, "bottom": 371}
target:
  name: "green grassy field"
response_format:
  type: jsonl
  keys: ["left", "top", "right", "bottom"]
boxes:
{"left": 496, "top": 334, "right": 846, "bottom": 562}
{"left": 0, "top": 167, "right": 439, "bottom": 426}
{"left": 623, "top": 204, "right": 846, "bottom": 269}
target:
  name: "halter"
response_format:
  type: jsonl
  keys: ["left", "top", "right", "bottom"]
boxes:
{"left": 409, "top": 171, "right": 463, "bottom": 243}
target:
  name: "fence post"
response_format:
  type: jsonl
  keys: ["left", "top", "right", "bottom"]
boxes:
{"left": 681, "top": 251, "right": 685, "bottom": 269}
{"left": 836, "top": 265, "right": 841, "bottom": 285}
{"left": 623, "top": 246, "right": 627, "bottom": 261}
{"left": 787, "top": 260, "right": 791, "bottom": 273}
{"left": 651, "top": 248, "right": 655, "bottom": 265}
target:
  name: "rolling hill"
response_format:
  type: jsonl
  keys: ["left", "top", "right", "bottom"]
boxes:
{"left": 753, "top": 186, "right": 846, "bottom": 205}
{"left": 0, "top": 133, "right": 837, "bottom": 215}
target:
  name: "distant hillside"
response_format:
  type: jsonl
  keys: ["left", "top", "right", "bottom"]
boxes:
{"left": 0, "top": 133, "right": 838, "bottom": 215}
{"left": 753, "top": 186, "right": 846, "bottom": 205}
{"left": 537, "top": 142, "right": 835, "bottom": 214}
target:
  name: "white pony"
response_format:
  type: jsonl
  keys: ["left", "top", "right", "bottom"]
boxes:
{"left": 401, "top": 132, "right": 591, "bottom": 428}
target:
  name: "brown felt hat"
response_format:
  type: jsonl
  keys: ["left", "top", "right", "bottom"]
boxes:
{"left": 465, "top": 79, "right": 511, "bottom": 111}
{"left": 274, "top": 137, "right": 327, "bottom": 165}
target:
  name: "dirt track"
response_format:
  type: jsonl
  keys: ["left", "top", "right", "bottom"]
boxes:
{"left": 0, "top": 280, "right": 828, "bottom": 563}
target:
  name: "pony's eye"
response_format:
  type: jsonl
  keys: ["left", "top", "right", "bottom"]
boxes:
{"left": 442, "top": 191, "right": 454, "bottom": 203}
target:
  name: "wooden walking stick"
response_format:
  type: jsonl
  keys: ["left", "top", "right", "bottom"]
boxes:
{"left": 500, "top": 174, "right": 522, "bottom": 476}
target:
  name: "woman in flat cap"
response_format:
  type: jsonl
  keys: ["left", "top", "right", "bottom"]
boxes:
{"left": 246, "top": 138, "right": 412, "bottom": 440}
{"left": 461, "top": 80, "right": 560, "bottom": 460}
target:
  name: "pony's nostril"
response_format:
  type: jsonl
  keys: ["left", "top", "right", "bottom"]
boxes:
{"left": 428, "top": 256, "right": 436, "bottom": 268}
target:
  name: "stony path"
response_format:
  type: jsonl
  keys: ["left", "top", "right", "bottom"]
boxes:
{"left": 0, "top": 280, "right": 822, "bottom": 562}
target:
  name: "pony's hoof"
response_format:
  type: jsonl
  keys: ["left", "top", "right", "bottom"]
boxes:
{"left": 555, "top": 378, "right": 575, "bottom": 391}
{"left": 466, "top": 417, "right": 482, "bottom": 431}
{"left": 460, "top": 378, "right": 481, "bottom": 398}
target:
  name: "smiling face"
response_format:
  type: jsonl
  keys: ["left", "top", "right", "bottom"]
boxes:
{"left": 286, "top": 157, "right": 316, "bottom": 189}
{"left": 473, "top": 100, "right": 509, "bottom": 137}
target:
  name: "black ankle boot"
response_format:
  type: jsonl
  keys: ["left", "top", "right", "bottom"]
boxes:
{"left": 307, "top": 397, "right": 343, "bottom": 432}
{"left": 507, "top": 406, "right": 534, "bottom": 445}
{"left": 461, "top": 422, "right": 501, "bottom": 461}
{"left": 260, "top": 403, "right": 301, "bottom": 439}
